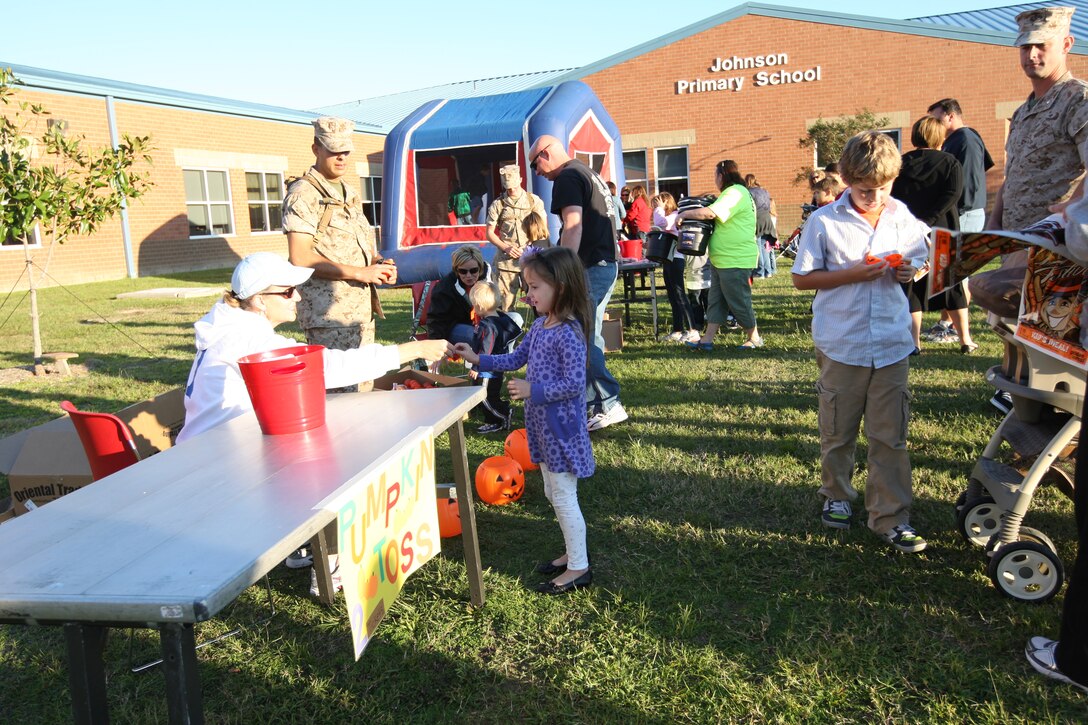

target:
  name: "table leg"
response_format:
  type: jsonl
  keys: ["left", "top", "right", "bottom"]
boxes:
{"left": 622, "top": 271, "right": 633, "bottom": 328}
{"left": 65, "top": 623, "right": 110, "bottom": 725}
{"left": 649, "top": 266, "right": 659, "bottom": 338}
{"left": 159, "top": 624, "right": 204, "bottom": 725}
{"left": 310, "top": 520, "right": 336, "bottom": 606}
{"left": 448, "top": 418, "right": 485, "bottom": 606}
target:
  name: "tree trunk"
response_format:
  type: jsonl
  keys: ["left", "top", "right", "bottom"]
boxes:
{"left": 23, "top": 240, "right": 44, "bottom": 375}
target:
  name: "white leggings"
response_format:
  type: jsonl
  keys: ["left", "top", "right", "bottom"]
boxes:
{"left": 540, "top": 463, "right": 589, "bottom": 571}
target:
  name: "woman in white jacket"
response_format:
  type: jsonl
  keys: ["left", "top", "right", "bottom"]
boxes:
{"left": 177, "top": 252, "right": 446, "bottom": 443}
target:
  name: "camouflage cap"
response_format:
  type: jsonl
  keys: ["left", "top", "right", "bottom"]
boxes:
{"left": 1015, "top": 6, "right": 1075, "bottom": 46}
{"left": 499, "top": 164, "right": 522, "bottom": 189}
{"left": 312, "top": 116, "right": 355, "bottom": 153}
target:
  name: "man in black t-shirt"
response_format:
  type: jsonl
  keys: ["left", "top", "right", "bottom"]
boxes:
{"left": 928, "top": 98, "right": 994, "bottom": 232}
{"left": 529, "top": 134, "right": 627, "bottom": 430}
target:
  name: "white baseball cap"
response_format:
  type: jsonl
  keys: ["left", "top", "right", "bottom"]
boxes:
{"left": 231, "top": 252, "right": 314, "bottom": 300}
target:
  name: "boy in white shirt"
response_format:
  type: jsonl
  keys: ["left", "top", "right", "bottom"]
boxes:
{"left": 791, "top": 131, "right": 931, "bottom": 553}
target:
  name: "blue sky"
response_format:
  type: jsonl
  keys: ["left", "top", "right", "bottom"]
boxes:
{"left": 3, "top": 0, "right": 1005, "bottom": 110}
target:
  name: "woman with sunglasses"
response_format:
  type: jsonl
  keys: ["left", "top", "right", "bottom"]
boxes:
{"left": 426, "top": 246, "right": 490, "bottom": 345}
{"left": 178, "top": 252, "right": 447, "bottom": 443}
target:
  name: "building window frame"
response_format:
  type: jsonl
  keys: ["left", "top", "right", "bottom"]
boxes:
{"left": 244, "top": 170, "right": 284, "bottom": 235}
{"left": 653, "top": 146, "right": 690, "bottom": 200}
{"left": 623, "top": 149, "right": 647, "bottom": 189}
{"left": 2, "top": 223, "right": 42, "bottom": 249}
{"left": 184, "top": 168, "right": 234, "bottom": 238}
{"left": 359, "top": 175, "right": 382, "bottom": 230}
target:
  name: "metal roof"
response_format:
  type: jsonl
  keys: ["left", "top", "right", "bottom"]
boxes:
{"left": 0, "top": 61, "right": 385, "bottom": 133}
{"left": 911, "top": 0, "right": 1088, "bottom": 39}
{"left": 324, "top": 2, "right": 1074, "bottom": 134}
{"left": 316, "top": 69, "right": 573, "bottom": 134}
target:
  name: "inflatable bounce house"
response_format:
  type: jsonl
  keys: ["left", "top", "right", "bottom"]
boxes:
{"left": 379, "top": 81, "right": 623, "bottom": 284}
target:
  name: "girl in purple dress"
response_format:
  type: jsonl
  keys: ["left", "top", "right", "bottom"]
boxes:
{"left": 451, "top": 247, "right": 595, "bottom": 595}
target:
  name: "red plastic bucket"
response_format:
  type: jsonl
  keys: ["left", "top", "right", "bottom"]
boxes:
{"left": 237, "top": 344, "right": 326, "bottom": 435}
{"left": 619, "top": 238, "right": 644, "bottom": 260}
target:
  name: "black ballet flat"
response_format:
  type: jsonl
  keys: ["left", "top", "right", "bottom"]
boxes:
{"left": 534, "top": 569, "right": 592, "bottom": 595}
{"left": 535, "top": 560, "right": 567, "bottom": 576}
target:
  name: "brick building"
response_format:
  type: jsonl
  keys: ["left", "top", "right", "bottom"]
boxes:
{"left": 3, "top": 2, "right": 1088, "bottom": 288}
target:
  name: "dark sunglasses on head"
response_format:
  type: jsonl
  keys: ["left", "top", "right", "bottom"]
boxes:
{"left": 456, "top": 266, "right": 480, "bottom": 276}
{"left": 257, "top": 286, "right": 296, "bottom": 299}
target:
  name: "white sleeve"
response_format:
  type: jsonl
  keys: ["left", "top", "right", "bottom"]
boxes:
{"left": 323, "top": 344, "right": 402, "bottom": 389}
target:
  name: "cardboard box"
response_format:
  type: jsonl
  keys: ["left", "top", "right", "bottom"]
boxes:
{"left": 0, "top": 388, "right": 185, "bottom": 516}
{"left": 603, "top": 314, "right": 623, "bottom": 352}
{"left": 373, "top": 369, "right": 471, "bottom": 391}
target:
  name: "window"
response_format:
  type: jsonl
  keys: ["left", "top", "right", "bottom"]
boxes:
{"left": 2, "top": 223, "right": 41, "bottom": 248}
{"left": 414, "top": 143, "right": 516, "bottom": 227}
{"left": 655, "top": 147, "right": 689, "bottom": 200}
{"left": 623, "top": 150, "right": 647, "bottom": 188}
{"left": 359, "top": 176, "right": 382, "bottom": 228}
{"left": 880, "top": 129, "right": 902, "bottom": 151}
{"left": 184, "top": 169, "right": 233, "bottom": 237}
{"left": 574, "top": 152, "right": 605, "bottom": 174}
{"left": 245, "top": 172, "right": 283, "bottom": 233}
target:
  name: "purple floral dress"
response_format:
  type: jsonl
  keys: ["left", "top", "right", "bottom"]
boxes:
{"left": 478, "top": 318, "right": 595, "bottom": 478}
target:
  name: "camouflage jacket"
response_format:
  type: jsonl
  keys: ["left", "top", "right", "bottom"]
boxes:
{"left": 282, "top": 167, "right": 382, "bottom": 329}
{"left": 486, "top": 189, "right": 546, "bottom": 263}
{"left": 1003, "top": 72, "right": 1088, "bottom": 231}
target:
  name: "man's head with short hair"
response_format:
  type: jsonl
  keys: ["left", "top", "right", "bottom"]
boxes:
{"left": 607, "top": 181, "right": 617, "bottom": 194}
{"left": 812, "top": 177, "right": 839, "bottom": 206}
{"left": 468, "top": 280, "right": 500, "bottom": 317}
{"left": 927, "top": 98, "right": 964, "bottom": 132}
{"left": 911, "top": 116, "right": 946, "bottom": 150}
{"left": 839, "top": 131, "right": 902, "bottom": 187}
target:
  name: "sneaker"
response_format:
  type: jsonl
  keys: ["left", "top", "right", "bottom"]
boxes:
{"left": 478, "top": 419, "right": 509, "bottom": 434}
{"left": 821, "top": 499, "right": 852, "bottom": 529}
{"left": 990, "top": 390, "right": 1013, "bottom": 415}
{"left": 928, "top": 328, "right": 960, "bottom": 344}
{"left": 1025, "top": 637, "right": 1088, "bottom": 694}
{"left": 662, "top": 331, "right": 684, "bottom": 342}
{"left": 881, "top": 524, "right": 927, "bottom": 553}
{"left": 587, "top": 403, "right": 628, "bottom": 431}
{"left": 682, "top": 330, "right": 701, "bottom": 344}
{"left": 309, "top": 557, "right": 343, "bottom": 597}
{"left": 724, "top": 315, "right": 739, "bottom": 329}
{"left": 285, "top": 545, "right": 313, "bottom": 569}
{"left": 921, "top": 321, "right": 953, "bottom": 341}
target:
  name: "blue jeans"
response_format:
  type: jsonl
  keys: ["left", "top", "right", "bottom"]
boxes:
{"left": 959, "top": 208, "right": 985, "bottom": 233}
{"left": 449, "top": 323, "right": 475, "bottom": 345}
{"left": 585, "top": 262, "right": 621, "bottom": 414}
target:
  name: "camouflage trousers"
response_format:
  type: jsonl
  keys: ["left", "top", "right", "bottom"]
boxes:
{"left": 305, "top": 322, "right": 376, "bottom": 393}
{"left": 492, "top": 258, "right": 523, "bottom": 312}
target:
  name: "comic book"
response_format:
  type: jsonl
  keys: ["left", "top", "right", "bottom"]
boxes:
{"left": 927, "top": 216, "right": 1088, "bottom": 368}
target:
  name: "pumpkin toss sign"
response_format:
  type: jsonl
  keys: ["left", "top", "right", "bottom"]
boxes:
{"left": 330, "top": 429, "right": 439, "bottom": 658}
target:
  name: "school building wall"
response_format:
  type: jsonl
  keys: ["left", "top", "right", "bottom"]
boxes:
{"left": 0, "top": 87, "right": 384, "bottom": 290}
{"left": 580, "top": 13, "right": 1088, "bottom": 230}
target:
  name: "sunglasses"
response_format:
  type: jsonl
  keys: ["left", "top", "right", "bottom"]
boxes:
{"left": 257, "top": 286, "right": 297, "bottom": 299}
{"left": 529, "top": 143, "right": 553, "bottom": 172}
{"left": 456, "top": 267, "right": 480, "bottom": 276}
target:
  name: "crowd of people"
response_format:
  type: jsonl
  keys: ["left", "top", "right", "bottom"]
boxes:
{"left": 170, "top": 3, "right": 1088, "bottom": 696}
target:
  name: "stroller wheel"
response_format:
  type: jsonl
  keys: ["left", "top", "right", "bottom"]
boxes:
{"left": 984, "top": 526, "right": 1058, "bottom": 557}
{"left": 957, "top": 496, "right": 1001, "bottom": 547}
{"left": 987, "top": 541, "right": 1064, "bottom": 603}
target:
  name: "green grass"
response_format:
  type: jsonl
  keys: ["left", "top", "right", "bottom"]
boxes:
{"left": 0, "top": 270, "right": 1084, "bottom": 723}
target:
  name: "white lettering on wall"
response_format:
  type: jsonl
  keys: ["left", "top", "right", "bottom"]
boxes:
{"left": 675, "top": 52, "right": 823, "bottom": 95}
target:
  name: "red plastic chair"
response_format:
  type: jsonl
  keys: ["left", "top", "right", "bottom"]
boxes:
{"left": 60, "top": 400, "right": 141, "bottom": 480}
{"left": 409, "top": 280, "right": 437, "bottom": 341}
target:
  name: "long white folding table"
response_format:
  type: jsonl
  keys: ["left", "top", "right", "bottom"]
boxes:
{"left": 0, "top": 386, "right": 486, "bottom": 724}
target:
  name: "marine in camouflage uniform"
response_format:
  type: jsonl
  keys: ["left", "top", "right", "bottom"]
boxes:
{"left": 994, "top": 6, "right": 1088, "bottom": 231}
{"left": 284, "top": 117, "right": 394, "bottom": 392}
{"left": 485, "top": 165, "right": 546, "bottom": 311}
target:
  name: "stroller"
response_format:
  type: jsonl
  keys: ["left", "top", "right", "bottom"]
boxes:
{"left": 778, "top": 203, "right": 817, "bottom": 260}
{"left": 955, "top": 246, "right": 1084, "bottom": 603}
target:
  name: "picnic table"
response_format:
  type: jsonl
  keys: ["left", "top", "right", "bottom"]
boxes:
{"left": 0, "top": 386, "right": 486, "bottom": 724}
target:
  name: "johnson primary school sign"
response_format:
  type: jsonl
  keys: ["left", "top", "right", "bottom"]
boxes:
{"left": 676, "top": 52, "right": 822, "bottom": 94}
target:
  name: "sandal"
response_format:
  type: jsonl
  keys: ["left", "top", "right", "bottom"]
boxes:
{"left": 684, "top": 341, "right": 713, "bottom": 351}
{"left": 737, "top": 337, "right": 764, "bottom": 349}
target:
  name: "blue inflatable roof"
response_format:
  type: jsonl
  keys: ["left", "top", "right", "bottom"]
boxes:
{"left": 410, "top": 88, "right": 552, "bottom": 149}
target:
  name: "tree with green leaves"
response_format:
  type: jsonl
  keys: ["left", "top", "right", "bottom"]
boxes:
{"left": 796, "top": 109, "right": 890, "bottom": 184}
{"left": 0, "top": 67, "right": 153, "bottom": 372}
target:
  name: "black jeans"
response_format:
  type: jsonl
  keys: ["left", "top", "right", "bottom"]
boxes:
{"left": 1057, "top": 390, "right": 1088, "bottom": 685}
{"left": 663, "top": 257, "right": 695, "bottom": 332}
